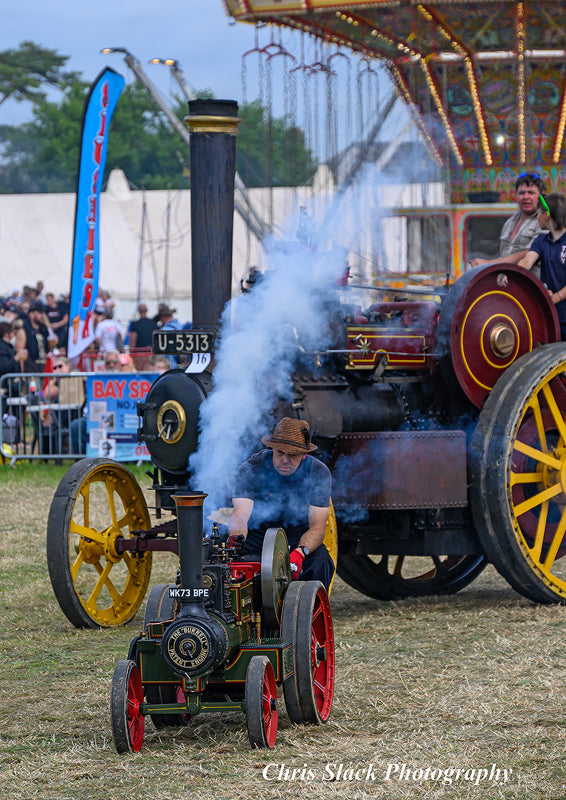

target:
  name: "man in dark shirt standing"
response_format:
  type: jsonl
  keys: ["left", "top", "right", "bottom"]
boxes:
{"left": 128, "top": 303, "right": 157, "bottom": 350}
{"left": 229, "top": 417, "right": 334, "bottom": 590}
{"left": 15, "top": 300, "right": 50, "bottom": 371}
{"left": 44, "top": 293, "right": 69, "bottom": 352}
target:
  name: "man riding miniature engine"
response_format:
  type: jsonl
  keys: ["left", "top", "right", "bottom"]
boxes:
{"left": 229, "top": 417, "right": 335, "bottom": 591}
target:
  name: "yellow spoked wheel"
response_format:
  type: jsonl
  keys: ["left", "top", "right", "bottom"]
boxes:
{"left": 324, "top": 500, "right": 338, "bottom": 594}
{"left": 47, "top": 458, "right": 152, "bottom": 627}
{"left": 470, "top": 343, "right": 566, "bottom": 603}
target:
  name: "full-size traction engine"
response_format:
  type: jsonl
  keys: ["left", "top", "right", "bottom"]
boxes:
{"left": 46, "top": 93, "right": 566, "bottom": 680}
{"left": 110, "top": 493, "right": 334, "bottom": 752}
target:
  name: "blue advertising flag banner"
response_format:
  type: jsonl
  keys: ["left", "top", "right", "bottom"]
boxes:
{"left": 67, "top": 68, "right": 125, "bottom": 360}
{"left": 85, "top": 373, "right": 158, "bottom": 461}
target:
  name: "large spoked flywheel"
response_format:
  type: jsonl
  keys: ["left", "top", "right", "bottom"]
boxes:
{"left": 47, "top": 458, "right": 152, "bottom": 628}
{"left": 437, "top": 264, "right": 559, "bottom": 408}
{"left": 470, "top": 343, "right": 566, "bottom": 603}
{"left": 261, "top": 527, "right": 291, "bottom": 630}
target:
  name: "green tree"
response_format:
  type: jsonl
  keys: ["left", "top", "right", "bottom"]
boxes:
{"left": 0, "top": 78, "right": 90, "bottom": 192}
{"left": 0, "top": 81, "right": 190, "bottom": 193}
{"left": 0, "top": 41, "right": 72, "bottom": 107}
{"left": 237, "top": 99, "right": 316, "bottom": 187}
{"left": 105, "top": 84, "right": 189, "bottom": 189}
{"left": 0, "top": 54, "right": 316, "bottom": 193}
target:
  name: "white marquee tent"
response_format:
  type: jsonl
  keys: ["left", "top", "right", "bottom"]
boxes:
{"left": 0, "top": 168, "right": 445, "bottom": 328}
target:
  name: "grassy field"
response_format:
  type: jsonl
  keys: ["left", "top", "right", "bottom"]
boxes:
{"left": 1, "top": 461, "right": 566, "bottom": 800}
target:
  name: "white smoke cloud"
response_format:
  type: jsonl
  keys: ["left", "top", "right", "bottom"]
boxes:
{"left": 188, "top": 248, "right": 339, "bottom": 510}
{"left": 189, "top": 163, "right": 385, "bottom": 516}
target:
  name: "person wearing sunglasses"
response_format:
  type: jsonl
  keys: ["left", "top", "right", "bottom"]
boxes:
{"left": 103, "top": 350, "right": 122, "bottom": 372}
{"left": 470, "top": 172, "right": 547, "bottom": 271}
{"left": 43, "top": 357, "right": 71, "bottom": 402}
{"left": 519, "top": 193, "right": 566, "bottom": 339}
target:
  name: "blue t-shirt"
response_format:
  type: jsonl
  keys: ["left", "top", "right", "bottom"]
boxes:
{"left": 160, "top": 318, "right": 183, "bottom": 365}
{"left": 232, "top": 449, "right": 331, "bottom": 550}
{"left": 531, "top": 231, "right": 566, "bottom": 332}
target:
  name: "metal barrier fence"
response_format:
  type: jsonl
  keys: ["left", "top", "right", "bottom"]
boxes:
{"left": 1, "top": 371, "right": 88, "bottom": 462}
{"left": 77, "top": 348, "right": 154, "bottom": 372}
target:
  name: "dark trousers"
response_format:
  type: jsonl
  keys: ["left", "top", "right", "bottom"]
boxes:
{"left": 298, "top": 543, "right": 335, "bottom": 592}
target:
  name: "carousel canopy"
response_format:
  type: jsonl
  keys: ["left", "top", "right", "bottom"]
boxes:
{"left": 223, "top": 1, "right": 566, "bottom": 200}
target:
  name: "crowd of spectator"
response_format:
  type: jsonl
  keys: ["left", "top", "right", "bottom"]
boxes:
{"left": 0, "top": 283, "right": 190, "bottom": 375}
{"left": 1, "top": 283, "right": 183, "bottom": 458}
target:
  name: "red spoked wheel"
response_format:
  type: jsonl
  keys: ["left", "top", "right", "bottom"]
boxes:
{"left": 280, "top": 581, "right": 305, "bottom": 723}
{"left": 437, "top": 264, "right": 559, "bottom": 408}
{"left": 111, "top": 659, "right": 145, "bottom": 753}
{"left": 245, "top": 655, "right": 278, "bottom": 748}
{"left": 296, "top": 581, "right": 335, "bottom": 724}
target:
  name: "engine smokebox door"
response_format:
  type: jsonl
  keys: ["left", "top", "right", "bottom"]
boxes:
{"left": 140, "top": 369, "right": 209, "bottom": 474}
{"left": 327, "top": 430, "right": 468, "bottom": 510}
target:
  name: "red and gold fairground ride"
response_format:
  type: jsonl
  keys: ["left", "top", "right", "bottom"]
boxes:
{"left": 224, "top": 1, "right": 566, "bottom": 278}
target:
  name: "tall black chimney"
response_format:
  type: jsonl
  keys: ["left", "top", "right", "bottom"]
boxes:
{"left": 185, "top": 99, "right": 241, "bottom": 328}
{"left": 172, "top": 492, "right": 208, "bottom": 619}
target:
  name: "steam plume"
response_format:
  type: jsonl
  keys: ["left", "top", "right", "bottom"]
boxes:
{"left": 189, "top": 164, "right": 383, "bottom": 517}
{"left": 189, "top": 230, "right": 340, "bottom": 513}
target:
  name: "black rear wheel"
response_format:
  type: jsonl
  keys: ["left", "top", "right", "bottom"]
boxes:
{"left": 280, "top": 581, "right": 305, "bottom": 724}
{"left": 337, "top": 552, "right": 487, "bottom": 600}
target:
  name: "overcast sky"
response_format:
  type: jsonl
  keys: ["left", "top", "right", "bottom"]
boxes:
{"left": 1, "top": 0, "right": 261, "bottom": 124}
{"left": 1, "top": 0, "right": 410, "bottom": 160}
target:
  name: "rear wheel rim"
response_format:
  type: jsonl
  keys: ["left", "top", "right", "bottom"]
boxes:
{"left": 471, "top": 344, "right": 566, "bottom": 602}
{"left": 47, "top": 459, "right": 152, "bottom": 628}
{"left": 296, "top": 582, "right": 335, "bottom": 723}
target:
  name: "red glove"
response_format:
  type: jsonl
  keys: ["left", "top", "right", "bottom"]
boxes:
{"left": 228, "top": 534, "right": 245, "bottom": 552}
{"left": 289, "top": 548, "right": 305, "bottom": 579}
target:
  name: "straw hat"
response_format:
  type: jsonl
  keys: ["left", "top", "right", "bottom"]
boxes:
{"left": 261, "top": 417, "right": 317, "bottom": 454}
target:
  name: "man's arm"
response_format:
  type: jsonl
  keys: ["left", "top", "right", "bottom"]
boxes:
{"left": 94, "top": 322, "right": 102, "bottom": 346}
{"left": 14, "top": 326, "right": 27, "bottom": 358}
{"left": 496, "top": 249, "right": 530, "bottom": 265}
{"left": 469, "top": 250, "right": 530, "bottom": 268}
{"left": 228, "top": 497, "right": 254, "bottom": 539}
{"left": 51, "top": 313, "right": 68, "bottom": 331}
{"left": 298, "top": 504, "right": 329, "bottom": 554}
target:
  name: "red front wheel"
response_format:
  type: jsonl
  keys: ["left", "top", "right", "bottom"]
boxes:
{"left": 245, "top": 655, "right": 278, "bottom": 748}
{"left": 111, "top": 659, "right": 145, "bottom": 753}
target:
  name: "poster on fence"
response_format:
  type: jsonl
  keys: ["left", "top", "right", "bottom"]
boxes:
{"left": 85, "top": 373, "right": 157, "bottom": 461}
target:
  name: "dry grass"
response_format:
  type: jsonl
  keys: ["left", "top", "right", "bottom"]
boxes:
{"left": 1, "top": 462, "right": 566, "bottom": 799}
